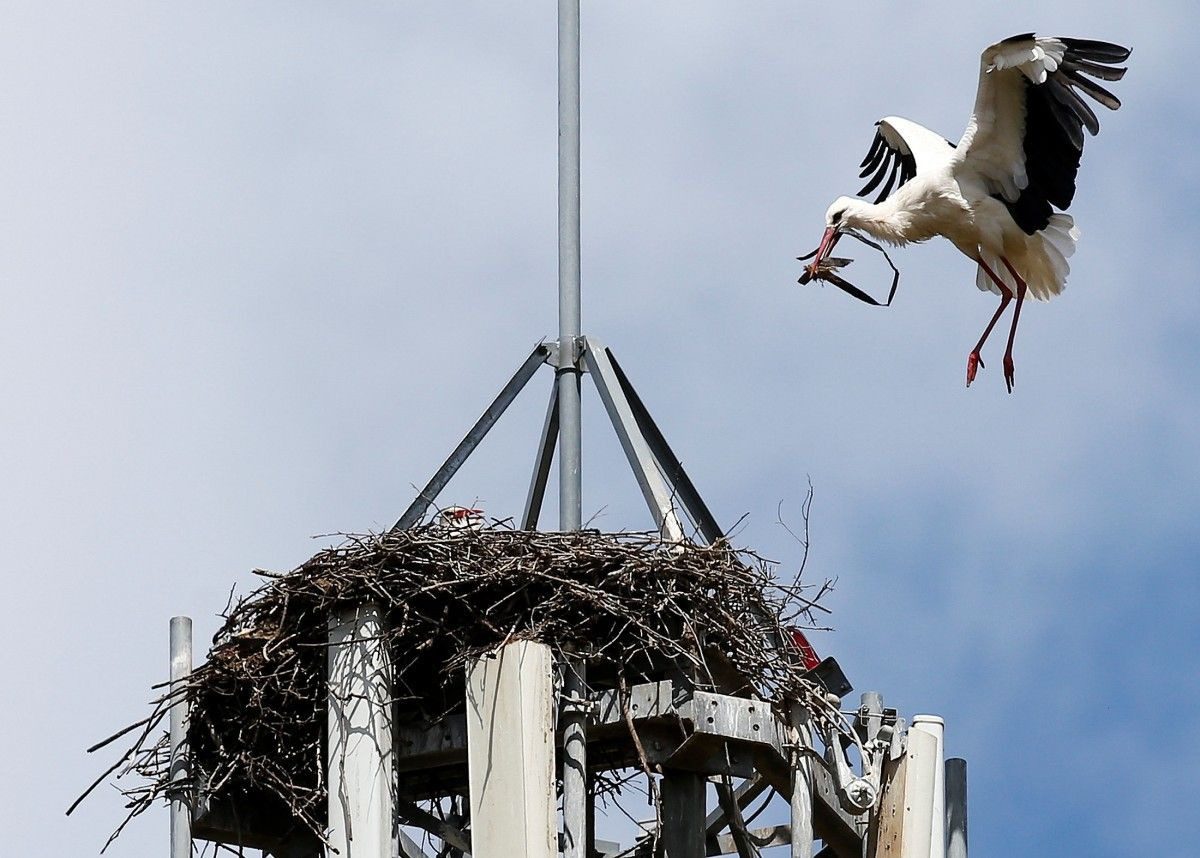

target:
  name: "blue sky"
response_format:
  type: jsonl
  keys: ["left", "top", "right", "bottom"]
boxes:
{"left": 3, "top": 3, "right": 1196, "bottom": 856}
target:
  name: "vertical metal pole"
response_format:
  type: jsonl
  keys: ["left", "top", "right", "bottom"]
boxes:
{"left": 557, "top": 0, "right": 582, "bottom": 532}
{"left": 661, "top": 771, "right": 706, "bottom": 857}
{"left": 169, "top": 616, "right": 193, "bottom": 858}
{"left": 561, "top": 658, "right": 588, "bottom": 858}
{"left": 558, "top": 5, "right": 588, "bottom": 858}
{"left": 327, "top": 603, "right": 394, "bottom": 858}
{"left": 945, "top": 759, "right": 968, "bottom": 858}
{"left": 788, "top": 705, "right": 814, "bottom": 858}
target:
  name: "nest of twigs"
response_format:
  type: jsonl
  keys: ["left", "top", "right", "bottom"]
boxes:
{"left": 76, "top": 524, "right": 830, "bottom": 847}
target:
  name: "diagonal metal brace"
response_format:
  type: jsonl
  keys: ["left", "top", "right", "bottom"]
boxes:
{"left": 392, "top": 343, "right": 550, "bottom": 531}
{"left": 521, "top": 381, "right": 560, "bottom": 529}
{"left": 398, "top": 829, "right": 434, "bottom": 858}
{"left": 606, "top": 348, "right": 725, "bottom": 545}
{"left": 395, "top": 797, "right": 471, "bottom": 855}
{"left": 583, "top": 337, "right": 685, "bottom": 541}
{"left": 712, "top": 776, "right": 763, "bottom": 858}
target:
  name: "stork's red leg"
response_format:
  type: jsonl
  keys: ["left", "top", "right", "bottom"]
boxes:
{"left": 1000, "top": 258, "right": 1028, "bottom": 394}
{"left": 966, "top": 258, "right": 1014, "bottom": 387}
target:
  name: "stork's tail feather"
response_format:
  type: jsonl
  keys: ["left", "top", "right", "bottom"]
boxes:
{"left": 1037, "top": 214, "right": 1081, "bottom": 296}
{"left": 975, "top": 214, "right": 1081, "bottom": 300}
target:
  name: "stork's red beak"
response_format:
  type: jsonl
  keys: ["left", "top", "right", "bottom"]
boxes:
{"left": 812, "top": 226, "right": 842, "bottom": 269}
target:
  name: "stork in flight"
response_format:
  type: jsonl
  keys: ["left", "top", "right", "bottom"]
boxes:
{"left": 807, "top": 34, "right": 1130, "bottom": 391}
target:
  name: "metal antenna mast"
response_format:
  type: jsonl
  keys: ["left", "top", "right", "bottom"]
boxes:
{"left": 558, "top": 0, "right": 582, "bottom": 532}
{"left": 556, "top": 9, "right": 588, "bottom": 858}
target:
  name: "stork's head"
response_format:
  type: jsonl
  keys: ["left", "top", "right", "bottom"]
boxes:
{"left": 809, "top": 196, "right": 857, "bottom": 271}
{"left": 824, "top": 196, "right": 870, "bottom": 231}
{"left": 808, "top": 196, "right": 875, "bottom": 272}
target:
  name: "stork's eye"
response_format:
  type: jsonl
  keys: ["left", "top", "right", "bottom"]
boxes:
{"left": 831, "top": 210, "right": 843, "bottom": 224}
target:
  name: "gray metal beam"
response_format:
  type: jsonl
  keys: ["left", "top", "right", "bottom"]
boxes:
{"left": 712, "top": 779, "right": 757, "bottom": 858}
{"left": 561, "top": 657, "right": 590, "bottom": 858}
{"left": 392, "top": 343, "right": 549, "bottom": 531}
{"left": 711, "top": 824, "right": 791, "bottom": 855}
{"left": 191, "top": 797, "right": 310, "bottom": 852}
{"left": 788, "top": 706, "right": 814, "bottom": 858}
{"left": 267, "top": 839, "right": 324, "bottom": 858}
{"left": 522, "top": 382, "right": 559, "bottom": 529}
{"left": 606, "top": 348, "right": 724, "bottom": 545}
{"left": 557, "top": 15, "right": 586, "bottom": 858}
{"left": 583, "top": 337, "right": 685, "bottom": 540}
{"left": 705, "top": 776, "right": 769, "bottom": 842}
{"left": 603, "top": 348, "right": 785, "bottom": 659}
{"left": 398, "top": 829, "right": 433, "bottom": 858}
{"left": 169, "top": 617, "right": 192, "bottom": 858}
{"left": 396, "top": 798, "right": 471, "bottom": 855}
{"left": 753, "top": 745, "right": 863, "bottom": 858}
{"left": 662, "top": 771, "right": 706, "bottom": 858}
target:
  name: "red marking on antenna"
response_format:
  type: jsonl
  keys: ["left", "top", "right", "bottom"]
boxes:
{"left": 788, "top": 628, "right": 822, "bottom": 672}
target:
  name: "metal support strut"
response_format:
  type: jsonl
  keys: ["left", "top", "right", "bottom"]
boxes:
{"left": 584, "top": 338, "right": 686, "bottom": 541}
{"left": 169, "top": 617, "right": 193, "bottom": 858}
{"left": 391, "top": 343, "right": 549, "bottom": 532}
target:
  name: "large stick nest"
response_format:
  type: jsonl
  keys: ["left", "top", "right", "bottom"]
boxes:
{"left": 77, "top": 524, "right": 830, "bottom": 847}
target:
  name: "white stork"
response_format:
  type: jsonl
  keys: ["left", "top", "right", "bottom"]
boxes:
{"left": 807, "top": 34, "right": 1130, "bottom": 391}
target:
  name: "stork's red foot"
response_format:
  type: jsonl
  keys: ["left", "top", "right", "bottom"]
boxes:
{"left": 1003, "top": 354, "right": 1015, "bottom": 393}
{"left": 966, "top": 352, "right": 984, "bottom": 387}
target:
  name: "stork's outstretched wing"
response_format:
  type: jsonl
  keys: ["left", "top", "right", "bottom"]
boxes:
{"left": 955, "top": 34, "right": 1130, "bottom": 234}
{"left": 857, "top": 116, "right": 956, "bottom": 204}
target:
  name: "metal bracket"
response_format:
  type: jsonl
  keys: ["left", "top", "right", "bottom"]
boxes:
{"left": 806, "top": 691, "right": 902, "bottom": 820}
{"left": 544, "top": 336, "right": 588, "bottom": 371}
{"left": 558, "top": 693, "right": 598, "bottom": 719}
{"left": 823, "top": 733, "right": 877, "bottom": 815}
{"left": 854, "top": 692, "right": 896, "bottom": 793}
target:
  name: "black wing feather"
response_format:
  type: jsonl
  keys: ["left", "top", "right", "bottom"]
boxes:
{"left": 897, "top": 150, "right": 916, "bottom": 190}
{"left": 1046, "top": 77, "right": 1099, "bottom": 137}
{"left": 1062, "top": 57, "right": 1127, "bottom": 82}
{"left": 858, "top": 153, "right": 891, "bottom": 197}
{"left": 854, "top": 124, "right": 919, "bottom": 203}
{"left": 859, "top": 130, "right": 886, "bottom": 170}
{"left": 1059, "top": 38, "right": 1132, "bottom": 63}
{"left": 874, "top": 156, "right": 903, "bottom": 204}
{"left": 993, "top": 36, "right": 1129, "bottom": 235}
{"left": 859, "top": 140, "right": 888, "bottom": 178}
{"left": 1062, "top": 68, "right": 1122, "bottom": 110}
